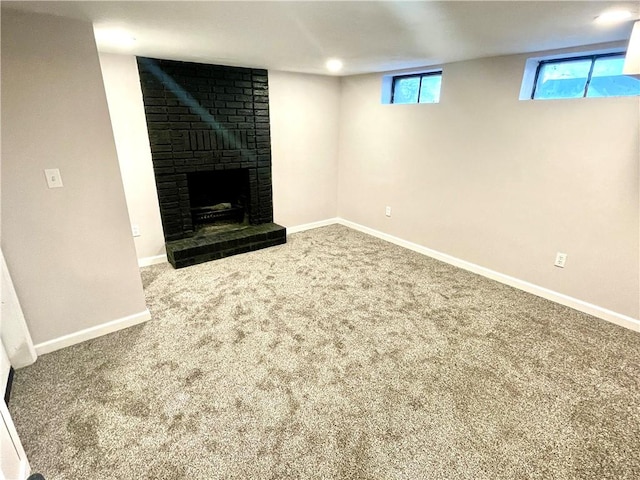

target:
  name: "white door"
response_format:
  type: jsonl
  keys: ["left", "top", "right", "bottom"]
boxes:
{"left": 0, "top": 343, "right": 30, "bottom": 480}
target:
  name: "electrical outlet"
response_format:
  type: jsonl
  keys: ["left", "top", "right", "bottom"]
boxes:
{"left": 554, "top": 252, "right": 567, "bottom": 268}
{"left": 132, "top": 224, "right": 141, "bottom": 237}
{"left": 385, "top": 206, "right": 392, "bottom": 217}
{"left": 44, "top": 168, "right": 63, "bottom": 188}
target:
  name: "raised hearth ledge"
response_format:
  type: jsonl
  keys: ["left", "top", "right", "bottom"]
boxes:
{"left": 165, "top": 223, "right": 286, "bottom": 268}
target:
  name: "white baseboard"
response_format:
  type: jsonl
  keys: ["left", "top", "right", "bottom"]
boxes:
{"left": 138, "top": 254, "right": 168, "bottom": 267}
{"left": 286, "top": 218, "right": 340, "bottom": 235}
{"left": 336, "top": 218, "right": 640, "bottom": 333}
{"left": 34, "top": 309, "right": 152, "bottom": 355}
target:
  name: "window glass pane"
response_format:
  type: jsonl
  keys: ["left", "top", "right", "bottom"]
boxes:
{"left": 587, "top": 55, "right": 640, "bottom": 97}
{"left": 534, "top": 59, "right": 591, "bottom": 99}
{"left": 393, "top": 76, "right": 420, "bottom": 104}
{"left": 418, "top": 74, "right": 442, "bottom": 103}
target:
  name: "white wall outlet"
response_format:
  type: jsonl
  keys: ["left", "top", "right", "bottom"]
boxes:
{"left": 554, "top": 252, "right": 567, "bottom": 268}
{"left": 385, "top": 206, "right": 392, "bottom": 217}
{"left": 44, "top": 168, "right": 63, "bottom": 188}
{"left": 132, "top": 224, "right": 141, "bottom": 237}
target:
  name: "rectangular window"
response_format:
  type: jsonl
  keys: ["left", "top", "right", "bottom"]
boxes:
{"left": 532, "top": 52, "right": 640, "bottom": 99}
{"left": 391, "top": 72, "right": 442, "bottom": 104}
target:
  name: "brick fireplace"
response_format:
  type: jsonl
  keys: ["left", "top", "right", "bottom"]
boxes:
{"left": 137, "top": 58, "right": 286, "bottom": 268}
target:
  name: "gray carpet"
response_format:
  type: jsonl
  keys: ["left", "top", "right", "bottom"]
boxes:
{"left": 9, "top": 225, "right": 640, "bottom": 479}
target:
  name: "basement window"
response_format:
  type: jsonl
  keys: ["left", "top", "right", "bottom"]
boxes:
{"left": 528, "top": 52, "right": 640, "bottom": 100}
{"left": 389, "top": 71, "right": 442, "bottom": 104}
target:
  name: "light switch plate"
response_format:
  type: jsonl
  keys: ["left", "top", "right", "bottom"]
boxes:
{"left": 554, "top": 252, "right": 567, "bottom": 268}
{"left": 44, "top": 169, "right": 63, "bottom": 188}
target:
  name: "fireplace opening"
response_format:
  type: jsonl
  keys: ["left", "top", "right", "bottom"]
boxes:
{"left": 187, "top": 169, "right": 249, "bottom": 232}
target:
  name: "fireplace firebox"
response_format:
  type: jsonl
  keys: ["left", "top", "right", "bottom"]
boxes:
{"left": 188, "top": 170, "right": 248, "bottom": 228}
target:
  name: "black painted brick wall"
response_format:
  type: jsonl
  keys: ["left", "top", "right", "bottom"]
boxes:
{"left": 137, "top": 57, "right": 273, "bottom": 241}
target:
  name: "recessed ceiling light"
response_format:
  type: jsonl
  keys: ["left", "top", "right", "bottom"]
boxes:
{"left": 94, "top": 27, "right": 136, "bottom": 48}
{"left": 595, "top": 10, "right": 633, "bottom": 24}
{"left": 326, "top": 58, "right": 343, "bottom": 73}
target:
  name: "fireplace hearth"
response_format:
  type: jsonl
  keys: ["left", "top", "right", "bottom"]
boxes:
{"left": 137, "top": 58, "right": 286, "bottom": 268}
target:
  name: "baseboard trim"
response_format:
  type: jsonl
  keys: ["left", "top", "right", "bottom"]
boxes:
{"left": 286, "top": 218, "right": 340, "bottom": 235}
{"left": 139, "top": 254, "right": 168, "bottom": 267}
{"left": 337, "top": 218, "right": 640, "bottom": 333}
{"left": 34, "top": 309, "right": 152, "bottom": 355}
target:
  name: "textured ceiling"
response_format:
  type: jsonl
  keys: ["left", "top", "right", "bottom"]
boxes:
{"left": 3, "top": 1, "right": 639, "bottom": 75}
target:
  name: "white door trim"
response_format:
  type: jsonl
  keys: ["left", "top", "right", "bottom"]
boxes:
{"left": 1, "top": 249, "right": 37, "bottom": 369}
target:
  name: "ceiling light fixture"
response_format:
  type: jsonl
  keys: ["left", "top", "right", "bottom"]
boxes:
{"left": 326, "top": 58, "right": 343, "bottom": 73}
{"left": 595, "top": 10, "right": 633, "bottom": 24}
{"left": 94, "top": 27, "right": 136, "bottom": 48}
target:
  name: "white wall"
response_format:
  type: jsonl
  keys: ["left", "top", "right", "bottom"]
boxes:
{"left": 269, "top": 71, "right": 340, "bottom": 227}
{"left": 99, "top": 53, "right": 166, "bottom": 264}
{"left": 337, "top": 50, "right": 640, "bottom": 319}
{"left": 92, "top": 49, "right": 638, "bottom": 322}
{"left": 1, "top": 10, "right": 149, "bottom": 346}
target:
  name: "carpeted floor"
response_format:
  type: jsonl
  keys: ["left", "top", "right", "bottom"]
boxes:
{"left": 9, "top": 225, "right": 640, "bottom": 479}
